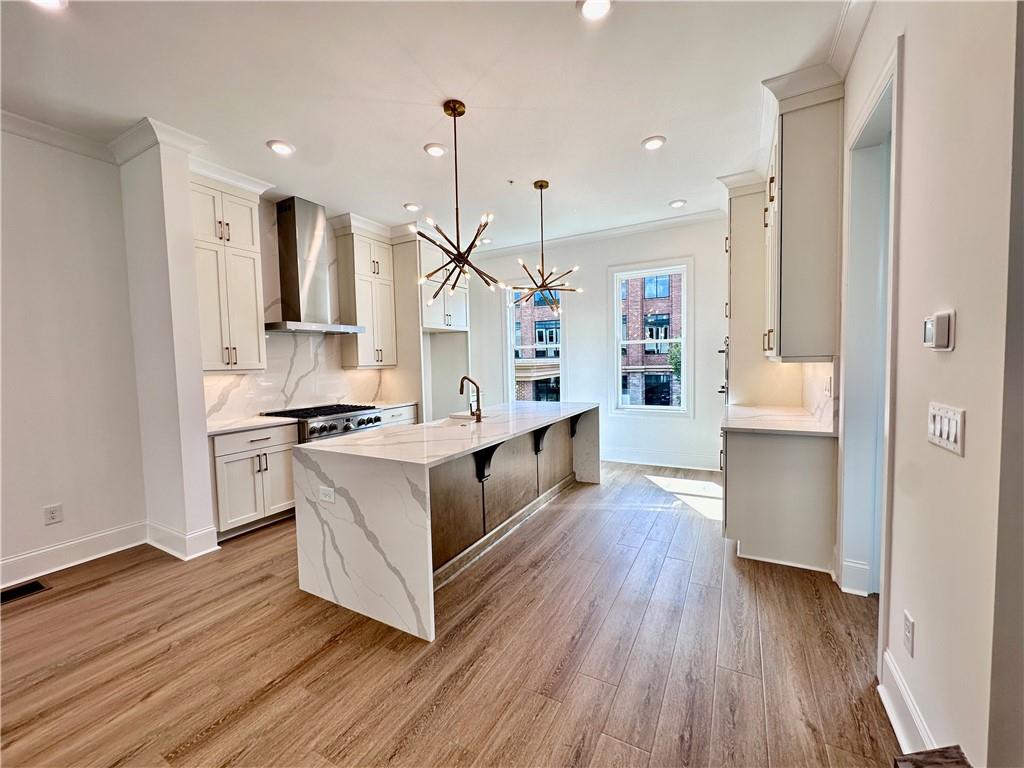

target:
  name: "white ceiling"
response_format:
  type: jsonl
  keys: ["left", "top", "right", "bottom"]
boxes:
{"left": 1, "top": 1, "right": 844, "bottom": 249}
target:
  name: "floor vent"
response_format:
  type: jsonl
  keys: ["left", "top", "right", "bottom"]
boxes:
{"left": 1, "top": 579, "right": 50, "bottom": 604}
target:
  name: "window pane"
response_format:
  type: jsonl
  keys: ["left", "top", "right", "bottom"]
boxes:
{"left": 618, "top": 341, "right": 683, "bottom": 408}
{"left": 512, "top": 285, "right": 561, "bottom": 402}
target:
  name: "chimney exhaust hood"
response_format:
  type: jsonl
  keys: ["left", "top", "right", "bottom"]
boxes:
{"left": 265, "top": 196, "right": 364, "bottom": 335}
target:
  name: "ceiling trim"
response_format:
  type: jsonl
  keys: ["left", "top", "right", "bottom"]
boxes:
{"left": 108, "top": 117, "right": 205, "bottom": 165}
{"left": 329, "top": 212, "right": 392, "bottom": 241}
{"left": 828, "top": 0, "right": 875, "bottom": 77}
{"left": 1, "top": 110, "right": 115, "bottom": 164}
{"left": 762, "top": 62, "right": 843, "bottom": 103}
{"left": 477, "top": 209, "right": 725, "bottom": 260}
{"left": 189, "top": 156, "right": 273, "bottom": 195}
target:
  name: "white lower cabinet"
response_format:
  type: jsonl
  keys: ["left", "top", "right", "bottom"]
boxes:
{"left": 212, "top": 425, "right": 297, "bottom": 532}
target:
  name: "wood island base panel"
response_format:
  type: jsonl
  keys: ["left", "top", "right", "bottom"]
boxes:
{"left": 293, "top": 402, "right": 600, "bottom": 640}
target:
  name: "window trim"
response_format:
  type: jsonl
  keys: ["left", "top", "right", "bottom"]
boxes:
{"left": 609, "top": 258, "right": 694, "bottom": 417}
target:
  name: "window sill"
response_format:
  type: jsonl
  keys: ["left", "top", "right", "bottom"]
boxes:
{"left": 611, "top": 405, "right": 691, "bottom": 418}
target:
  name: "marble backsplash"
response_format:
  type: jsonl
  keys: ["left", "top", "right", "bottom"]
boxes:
{"left": 802, "top": 361, "right": 838, "bottom": 425}
{"left": 204, "top": 333, "right": 385, "bottom": 421}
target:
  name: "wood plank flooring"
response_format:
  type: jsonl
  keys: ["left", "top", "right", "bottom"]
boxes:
{"left": 1, "top": 462, "right": 900, "bottom": 767}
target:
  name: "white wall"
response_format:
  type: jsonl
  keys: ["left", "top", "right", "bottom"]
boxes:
{"left": 474, "top": 215, "right": 728, "bottom": 469}
{"left": 844, "top": 4, "right": 1017, "bottom": 763}
{"left": 1, "top": 132, "right": 147, "bottom": 585}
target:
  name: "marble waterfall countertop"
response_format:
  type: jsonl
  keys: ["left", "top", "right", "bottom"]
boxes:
{"left": 206, "top": 414, "right": 299, "bottom": 436}
{"left": 721, "top": 405, "right": 837, "bottom": 437}
{"left": 299, "top": 401, "right": 599, "bottom": 467}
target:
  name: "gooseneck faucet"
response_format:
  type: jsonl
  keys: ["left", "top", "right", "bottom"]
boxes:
{"left": 459, "top": 376, "right": 483, "bottom": 422}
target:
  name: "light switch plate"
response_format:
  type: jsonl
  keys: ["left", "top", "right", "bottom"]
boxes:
{"left": 903, "top": 611, "right": 915, "bottom": 657}
{"left": 928, "top": 402, "right": 965, "bottom": 456}
{"left": 318, "top": 486, "right": 335, "bottom": 504}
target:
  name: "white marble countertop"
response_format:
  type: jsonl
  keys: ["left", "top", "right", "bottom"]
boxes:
{"left": 370, "top": 400, "right": 419, "bottom": 410}
{"left": 206, "top": 415, "right": 299, "bottom": 436}
{"left": 299, "top": 401, "right": 599, "bottom": 467}
{"left": 721, "top": 405, "right": 837, "bottom": 437}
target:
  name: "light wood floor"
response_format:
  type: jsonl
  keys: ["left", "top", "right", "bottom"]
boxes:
{"left": 2, "top": 462, "right": 899, "bottom": 768}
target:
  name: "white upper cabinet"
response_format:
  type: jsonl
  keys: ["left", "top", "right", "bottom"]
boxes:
{"left": 418, "top": 241, "right": 469, "bottom": 333}
{"left": 338, "top": 233, "right": 397, "bottom": 368}
{"left": 191, "top": 177, "right": 267, "bottom": 372}
{"left": 762, "top": 81, "right": 843, "bottom": 361}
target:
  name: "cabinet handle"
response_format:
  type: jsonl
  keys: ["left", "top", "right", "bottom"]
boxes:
{"left": 767, "top": 328, "right": 774, "bottom": 350}
{"left": 224, "top": 346, "right": 230, "bottom": 365}
{"left": 719, "top": 449, "right": 724, "bottom": 471}
{"left": 217, "top": 220, "right": 223, "bottom": 240}
{"left": 231, "top": 346, "right": 238, "bottom": 365}
{"left": 225, "top": 222, "right": 231, "bottom": 242}
{"left": 255, "top": 455, "right": 262, "bottom": 473}
{"left": 768, "top": 175, "right": 776, "bottom": 203}
{"left": 763, "top": 207, "right": 769, "bottom": 228}
{"left": 762, "top": 332, "right": 768, "bottom": 352}
{"left": 724, "top": 301, "right": 729, "bottom": 318}
{"left": 249, "top": 435, "right": 272, "bottom": 442}
{"left": 724, "top": 235, "right": 729, "bottom": 254}
{"left": 262, "top": 453, "right": 268, "bottom": 472}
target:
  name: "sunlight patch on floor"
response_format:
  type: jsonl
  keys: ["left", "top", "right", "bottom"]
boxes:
{"left": 644, "top": 474, "right": 724, "bottom": 521}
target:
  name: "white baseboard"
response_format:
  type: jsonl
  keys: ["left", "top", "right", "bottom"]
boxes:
{"left": 1, "top": 521, "right": 148, "bottom": 588}
{"left": 840, "top": 558, "right": 872, "bottom": 595}
{"left": 147, "top": 522, "right": 220, "bottom": 561}
{"left": 735, "top": 543, "right": 835, "bottom": 578}
{"left": 878, "top": 649, "right": 934, "bottom": 755}
{"left": 602, "top": 447, "right": 719, "bottom": 471}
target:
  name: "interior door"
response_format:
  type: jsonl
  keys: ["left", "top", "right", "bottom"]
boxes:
{"left": 224, "top": 247, "right": 267, "bottom": 370}
{"left": 190, "top": 183, "right": 223, "bottom": 246}
{"left": 221, "top": 193, "right": 260, "bottom": 253}
{"left": 261, "top": 444, "right": 296, "bottom": 516}
{"left": 446, "top": 288, "right": 469, "bottom": 330}
{"left": 374, "top": 279, "right": 397, "bottom": 365}
{"left": 354, "top": 274, "right": 378, "bottom": 366}
{"left": 195, "top": 242, "right": 230, "bottom": 371}
{"left": 215, "top": 450, "right": 264, "bottom": 529}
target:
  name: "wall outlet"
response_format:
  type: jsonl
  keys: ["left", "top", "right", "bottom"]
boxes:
{"left": 43, "top": 503, "right": 63, "bottom": 526}
{"left": 318, "top": 486, "right": 335, "bottom": 504}
{"left": 927, "top": 402, "right": 965, "bottom": 456}
{"left": 903, "top": 611, "right": 915, "bottom": 657}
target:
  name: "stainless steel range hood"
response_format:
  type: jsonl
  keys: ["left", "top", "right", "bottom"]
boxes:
{"left": 265, "top": 196, "right": 364, "bottom": 335}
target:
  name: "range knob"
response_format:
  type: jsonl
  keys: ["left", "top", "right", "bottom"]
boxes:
{"left": 308, "top": 423, "right": 321, "bottom": 436}
{"left": 357, "top": 418, "right": 366, "bottom": 427}
{"left": 342, "top": 422, "right": 353, "bottom": 432}
{"left": 328, "top": 422, "right": 339, "bottom": 432}
{"left": 373, "top": 415, "right": 382, "bottom": 424}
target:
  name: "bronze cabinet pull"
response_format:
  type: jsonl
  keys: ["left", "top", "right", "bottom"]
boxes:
{"left": 254, "top": 455, "right": 262, "bottom": 473}
{"left": 248, "top": 435, "right": 272, "bottom": 443}
{"left": 225, "top": 222, "right": 231, "bottom": 241}
{"left": 217, "top": 220, "right": 223, "bottom": 240}
{"left": 719, "top": 449, "right": 724, "bottom": 471}
{"left": 724, "top": 235, "right": 729, "bottom": 254}
{"left": 224, "top": 346, "right": 230, "bottom": 365}
{"left": 763, "top": 207, "right": 769, "bottom": 228}
{"left": 231, "top": 347, "right": 238, "bottom": 365}
{"left": 767, "top": 329, "right": 774, "bottom": 350}
{"left": 768, "top": 175, "right": 776, "bottom": 202}
{"left": 762, "top": 332, "right": 768, "bottom": 351}
{"left": 261, "top": 453, "right": 268, "bottom": 472}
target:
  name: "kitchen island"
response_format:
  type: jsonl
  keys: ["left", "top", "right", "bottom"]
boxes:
{"left": 293, "top": 401, "right": 600, "bottom": 640}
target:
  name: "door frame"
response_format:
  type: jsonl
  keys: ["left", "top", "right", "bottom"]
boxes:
{"left": 837, "top": 35, "right": 904, "bottom": 677}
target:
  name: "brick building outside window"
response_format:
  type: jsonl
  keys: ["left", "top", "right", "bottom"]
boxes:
{"left": 511, "top": 290, "right": 561, "bottom": 402}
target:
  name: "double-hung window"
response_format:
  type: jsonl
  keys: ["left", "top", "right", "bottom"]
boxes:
{"left": 510, "top": 288, "right": 562, "bottom": 402}
{"left": 614, "top": 265, "right": 687, "bottom": 411}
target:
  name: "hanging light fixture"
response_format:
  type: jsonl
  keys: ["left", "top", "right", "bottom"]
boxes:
{"left": 511, "top": 180, "right": 581, "bottom": 315}
{"left": 412, "top": 99, "right": 501, "bottom": 303}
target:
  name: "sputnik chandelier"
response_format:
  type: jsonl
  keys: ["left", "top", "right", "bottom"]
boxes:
{"left": 512, "top": 180, "right": 581, "bottom": 315}
{"left": 412, "top": 99, "right": 502, "bottom": 303}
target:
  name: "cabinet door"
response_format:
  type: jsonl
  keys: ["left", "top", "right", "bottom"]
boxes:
{"left": 224, "top": 247, "right": 267, "bottom": 370}
{"left": 354, "top": 274, "right": 378, "bottom": 366}
{"left": 421, "top": 282, "right": 447, "bottom": 329}
{"left": 190, "top": 183, "right": 223, "bottom": 246}
{"left": 221, "top": 193, "right": 260, "bottom": 253}
{"left": 372, "top": 241, "right": 394, "bottom": 281}
{"left": 261, "top": 444, "right": 296, "bottom": 516}
{"left": 195, "top": 242, "right": 231, "bottom": 371}
{"left": 353, "top": 235, "right": 375, "bottom": 277}
{"left": 419, "top": 241, "right": 451, "bottom": 283}
{"left": 446, "top": 288, "right": 469, "bottom": 331}
{"left": 215, "top": 450, "right": 264, "bottom": 529}
{"left": 374, "top": 279, "right": 397, "bottom": 366}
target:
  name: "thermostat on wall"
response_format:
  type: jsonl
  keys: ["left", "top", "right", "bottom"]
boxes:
{"left": 923, "top": 310, "right": 955, "bottom": 351}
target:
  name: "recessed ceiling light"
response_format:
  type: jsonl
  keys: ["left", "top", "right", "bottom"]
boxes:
{"left": 669, "top": 199, "right": 687, "bottom": 209}
{"left": 403, "top": 202, "right": 422, "bottom": 212}
{"left": 266, "top": 139, "right": 295, "bottom": 156}
{"left": 481, "top": 238, "right": 492, "bottom": 245}
{"left": 642, "top": 135, "right": 667, "bottom": 151}
{"left": 577, "top": 0, "right": 611, "bottom": 21}
{"left": 423, "top": 143, "right": 448, "bottom": 158}
{"left": 30, "top": 0, "right": 67, "bottom": 9}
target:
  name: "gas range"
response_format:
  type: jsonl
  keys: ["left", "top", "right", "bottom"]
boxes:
{"left": 262, "top": 403, "right": 381, "bottom": 442}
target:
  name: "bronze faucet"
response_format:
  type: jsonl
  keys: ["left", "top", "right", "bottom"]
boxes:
{"left": 459, "top": 376, "right": 483, "bottom": 422}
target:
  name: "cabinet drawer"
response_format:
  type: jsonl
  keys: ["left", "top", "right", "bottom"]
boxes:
{"left": 213, "top": 424, "right": 298, "bottom": 457}
{"left": 380, "top": 405, "right": 417, "bottom": 425}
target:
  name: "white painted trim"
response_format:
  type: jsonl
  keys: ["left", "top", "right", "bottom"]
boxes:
{"left": 146, "top": 522, "right": 220, "bottom": 561}
{"left": 479, "top": 209, "right": 725, "bottom": 259}
{"left": 601, "top": 449, "right": 720, "bottom": 472}
{"left": 878, "top": 649, "right": 934, "bottom": 754}
{"left": 717, "top": 171, "right": 764, "bottom": 195}
{"left": 840, "top": 559, "right": 872, "bottom": 595}
{"left": 1, "top": 110, "right": 115, "bottom": 164}
{"left": 329, "top": 212, "right": 392, "bottom": 241}
{"left": 188, "top": 156, "right": 273, "bottom": 196}
{"left": 828, "top": 0, "right": 876, "bottom": 78}
{"left": 734, "top": 545, "right": 836, "bottom": 578}
{"left": 0, "top": 521, "right": 148, "bottom": 588}
{"left": 762, "top": 62, "right": 843, "bottom": 103}
{"left": 108, "top": 117, "right": 205, "bottom": 165}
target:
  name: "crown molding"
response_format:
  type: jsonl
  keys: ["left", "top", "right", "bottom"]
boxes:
{"left": 1, "top": 111, "right": 115, "bottom": 164}
{"left": 763, "top": 63, "right": 843, "bottom": 103}
{"left": 717, "top": 171, "right": 765, "bottom": 199}
{"left": 329, "top": 212, "right": 392, "bottom": 241}
{"left": 477, "top": 209, "right": 725, "bottom": 260}
{"left": 828, "top": 0, "right": 875, "bottom": 78}
{"left": 108, "top": 117, "right": 205, "bottom": 165}
{"left": 189, "top": 156, "right": 273, "bottom": 196}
